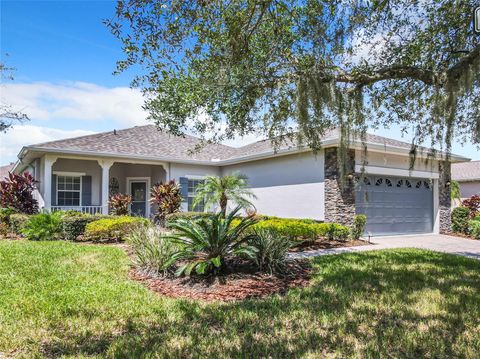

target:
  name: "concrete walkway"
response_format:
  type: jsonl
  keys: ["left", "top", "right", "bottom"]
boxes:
{"left": 290, "top": 234, "right": 480, "bottom": 260}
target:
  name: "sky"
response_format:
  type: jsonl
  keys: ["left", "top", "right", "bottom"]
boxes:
{"left": 0, "top": 0, "right": 478, "bottom": 165}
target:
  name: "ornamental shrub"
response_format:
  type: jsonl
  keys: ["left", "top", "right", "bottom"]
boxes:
{"left": 0, "top": 222, "right": 9, "bottom": 237}
{"left": 60, "top": 212, "right": 109, "bottom": 241}
{"left": 127, "top": 224, "right": 179, "bottom": 275}
{"left": 326, "top": 223, "right": 350, "bottom": 241}
{"left": 22, "top": 212, "right": 63, "bottom": 241}
{"left": 109, "top": 193, "right": 132, "bottom": 216}
{"left": 150, "top": 180, "right": 182, "bottom": 224}
{"left": 462, "top": 195, "right": 480, "bottom": 218}
{"left": 451, "top": 207, "right": 470, "bottom": 234}
{"left": 468, "top": 220, "right": 480, "bottom": 239}
{"left": 84, "top": 216, "right": 148, "bottom": 241}
{"left": 0, "top": 172, "right": 39, "bottom": 214}
{"left": 248, "top": 218, "right": 349, "bottom": 241}
{"left": 249, "top": 228, "right": 292, "bottom": 274}
{"left": 0, "top": 208, "right": 15, "bottom": 226}
{"left": 9, "top": 213, "right": 30, "bottom": 234}
{"left": 350, "top": 215, "right": 367, "bottom": 239}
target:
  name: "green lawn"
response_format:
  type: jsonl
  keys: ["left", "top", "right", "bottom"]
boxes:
{"left": 0, "top": 241, "right": 479, "bottom": 358}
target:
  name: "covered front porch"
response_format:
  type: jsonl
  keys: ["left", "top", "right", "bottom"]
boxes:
{"left": 41, "top": 155, "right": 168, "bottom": 217}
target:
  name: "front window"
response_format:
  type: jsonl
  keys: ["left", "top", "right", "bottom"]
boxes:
{"left": 187, "top": 179, "right": 204, "bottom": 212}
{"left": 57, "top": 175, "right": 81, "bottom": 206}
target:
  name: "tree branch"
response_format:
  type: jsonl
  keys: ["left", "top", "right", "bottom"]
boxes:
{"left": 323, "top": 65, "right": 438, "bottom": 86}
{"left": 316, "top": 45, "right": 480, "bottom": 88}
{"left": 447, "top": 45, "right": 480, "bottom": 80}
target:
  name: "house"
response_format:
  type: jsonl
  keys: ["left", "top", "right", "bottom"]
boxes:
{"left": 452, "top": 161, "right": 480, "bottom": 201}
{"left": 11, "top": 125, "right": 469, "bottom": 236}
{"left": 0, "top": 163, "right": 14, "bottom": 180}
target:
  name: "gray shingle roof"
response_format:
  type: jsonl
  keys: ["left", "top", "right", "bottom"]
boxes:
{"left": 0, "top": 163, "right": 14, "bottom": 179}
{"left": 27, "top": 124, "right": 463, "bottom": 163}
{"left": 30, "top": 125, "right": 238, "bottom": 162}
{"left": 452, "top": 161, "right": 480, "bottom": 182}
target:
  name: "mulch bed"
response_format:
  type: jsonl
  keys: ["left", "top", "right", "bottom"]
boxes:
{"left": 289, "top": 238, "right": 371, "bottom": 252}
{"left": 130, "top": 259, "right": 312, "bottom": 302}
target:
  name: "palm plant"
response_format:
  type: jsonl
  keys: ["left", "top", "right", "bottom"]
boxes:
{"left": 166, "top": 206, "right": 257, "bottom": 276}
{"left": 193, "top": 173, "right": 256, "bottom": 217}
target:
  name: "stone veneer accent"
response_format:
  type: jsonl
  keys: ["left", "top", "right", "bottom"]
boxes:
{"left": 324, "top": 147, "right": 356, "bottom": 226}
{"left": 438, "top": 161, "right": 452, "bottom": 233}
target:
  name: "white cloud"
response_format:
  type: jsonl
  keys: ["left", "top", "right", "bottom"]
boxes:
{"left": 0, "top": 125, "right": 95, "bottom": 164}
{"left": 1, "top": 81, "right": 149, "bottom": 127}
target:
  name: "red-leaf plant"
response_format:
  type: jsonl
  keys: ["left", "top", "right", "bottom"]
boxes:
{"left": 109, "top": 193, "right": 132, "bottom": 216}
{"left": 0, "top": 172, "right": 39, "bottom": 214}
{"left": 462, "top": 195, "right": 480, "bottom": 218}
{"left": 150, "top": 180, "right": 182, "bottom": 225}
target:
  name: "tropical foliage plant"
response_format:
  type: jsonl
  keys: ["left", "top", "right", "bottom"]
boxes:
{"left": 249, "top": 228, "right": 292, "bottom": 274}
{"left": 128, "top": 224, "right": 179, "bottom": 275}
{"left": 462, "top": 195, "right": 480, "bottom": 218}
{"left": 22, "top": 212, "right": 63, "bottom": 241}
{"left": 166, "top": 207, "right": 257, "bottom": 276}
{"left": 150, "top": 180, "right": 182, "bottom": 224}
{"left": 109, "top": 193, "right": 132, "bottom": 216}
{"left": 0, "top": 172, "right": 38, "bottom": 214}
{"left": 193, "top": 173, "right": 256, "bottom": 217}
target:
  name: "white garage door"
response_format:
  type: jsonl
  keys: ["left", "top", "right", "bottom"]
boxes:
{"left": 355, "top": 176, "right": 434, "bottom": 236}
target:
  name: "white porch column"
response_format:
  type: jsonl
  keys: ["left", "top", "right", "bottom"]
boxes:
{"left": 43, "top": 155, "right": 58, "bottom": 211}
{"left": 98, "top": 160, "right": 114, "bottom": 215}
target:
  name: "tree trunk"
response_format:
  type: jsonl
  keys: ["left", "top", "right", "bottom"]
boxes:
{"left": 220, "top": 193, "right": 228, "bottom": 217}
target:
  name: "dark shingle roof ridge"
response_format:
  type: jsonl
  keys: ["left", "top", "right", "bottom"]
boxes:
{"left": 30, "top": 124, "right": 236, "bottom": 151}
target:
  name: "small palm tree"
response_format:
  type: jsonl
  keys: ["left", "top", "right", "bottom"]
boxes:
{"left": 193, "top": 173, "right": 256, "bottom": 217}
{"left": 166, "top": 206, "right": 258, "bottom": 276}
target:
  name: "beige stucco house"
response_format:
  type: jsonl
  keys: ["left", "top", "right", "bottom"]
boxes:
{"left": 10, "top": 125, "right": 468, "bottom": 236}
{"left": 452, "top": 161, "right": 480, "bottom": 201}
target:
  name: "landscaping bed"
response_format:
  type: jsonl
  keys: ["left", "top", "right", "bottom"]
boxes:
{"left": 131, "top": 258, "right": 311, "bottom": 302}
{"left": 289, "top": 238, "right": 370, "bottom": 252}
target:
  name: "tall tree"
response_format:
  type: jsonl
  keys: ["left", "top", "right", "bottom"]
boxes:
{"left": 0, "top": 63, "right": 29, "bottom": 132}
{"left": 106, "top": 1, "right": 479, "bottom": 161}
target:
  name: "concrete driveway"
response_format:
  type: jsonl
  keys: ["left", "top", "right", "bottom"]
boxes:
{"left": 291, "top": 234, "right": 480, "bottom": 260}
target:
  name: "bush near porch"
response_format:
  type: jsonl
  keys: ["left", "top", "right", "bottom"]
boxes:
{"left": 84, "top": 216, "right": 149, "bottom": 242}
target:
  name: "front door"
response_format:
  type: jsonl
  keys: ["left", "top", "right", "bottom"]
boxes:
{"left": 130, "top": 181, "right": 147, "bottom": 217}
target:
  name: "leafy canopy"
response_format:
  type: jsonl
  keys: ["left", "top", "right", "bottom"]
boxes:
{"left": 106, "top": 1, "right": 479, "bottom": 157}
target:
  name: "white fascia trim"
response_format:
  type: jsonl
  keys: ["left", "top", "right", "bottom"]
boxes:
{"left": 355, "top": 164, "right": 440, "bottom": 179}
{"left": 23, "top": 147, "right": 215, "bottom": 166}
{"left": 454, "top": 178, "right": 480, "bottom": 182}
{"left": 19, "top": 137, "right": 470, "bottom": 169}
{"left": 53, "top": 171, "right": 87, "bottom": 177}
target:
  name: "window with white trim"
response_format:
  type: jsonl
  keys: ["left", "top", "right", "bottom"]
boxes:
{"left": 57, "top": 175, "right": 81, "bottom": 206}
{"left": 187, "top": 179, "right": 205, "bottom": 212}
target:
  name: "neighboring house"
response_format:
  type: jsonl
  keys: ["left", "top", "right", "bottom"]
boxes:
{"left": 12, "top": 125, "right": 469, "bottom": 236}
{"left": 452, "top": 160, "right": 480, "bottom": 201}
{"left": 0, "top": 163, "right": 14, "bottom": 180}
